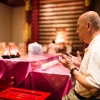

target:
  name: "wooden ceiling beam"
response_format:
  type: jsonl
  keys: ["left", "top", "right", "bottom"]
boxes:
{"left": 0, "top": 0, "right": 25, "bottom": 7}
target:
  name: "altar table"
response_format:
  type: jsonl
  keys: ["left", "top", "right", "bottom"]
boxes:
{"left": 0, "top": 54, "right": 72, "bottom": 100}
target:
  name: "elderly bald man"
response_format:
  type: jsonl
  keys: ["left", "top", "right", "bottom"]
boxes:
{"left": 59, "top": 11, "right": 100, "bottom": 100}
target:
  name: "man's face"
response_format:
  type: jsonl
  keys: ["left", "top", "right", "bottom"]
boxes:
{"left": 76, "top": 18, "right": 87, "bottom": 42}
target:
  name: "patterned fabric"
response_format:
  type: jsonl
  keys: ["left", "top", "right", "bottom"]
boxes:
{"left": 0, "top": 55, "right": 72, "bottom": 100}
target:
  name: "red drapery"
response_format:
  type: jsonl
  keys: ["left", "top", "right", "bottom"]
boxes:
{"left": 31, "top": 0, "right": 39, "bottom": 43}
{"left": 24, "top": 0, "right": 32, "bottom": 52}
{"left": 25, "top": 0, "right": 39, "bottom": 52}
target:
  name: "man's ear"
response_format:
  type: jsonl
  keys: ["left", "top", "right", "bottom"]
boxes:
{"left": 87, "top": 22, "right": 92, "bottom": 31}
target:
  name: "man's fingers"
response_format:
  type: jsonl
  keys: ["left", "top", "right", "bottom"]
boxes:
{"left": 63, "top": 52, "right": 72, "bottom": 58}
{"left": 59, "top": 56, "right": 65, "bottom": 63}
{"left": 77, "top": 51, "right": 81, "bottom": 58}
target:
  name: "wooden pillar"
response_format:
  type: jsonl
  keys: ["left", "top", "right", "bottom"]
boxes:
{"left": 84, "top": 0, "right": 94, "bottom": 12}
{"left": 31, "top": 0, "right": 39, "bottom": 42}
{"left": 24, "top": 0, "right": 32, "bottom": 52}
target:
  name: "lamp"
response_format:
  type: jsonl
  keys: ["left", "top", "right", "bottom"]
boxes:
{"left": 55, "top": 28, "right": 67, "bottom": 44}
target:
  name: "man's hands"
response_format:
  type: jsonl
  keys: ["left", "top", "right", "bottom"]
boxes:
{"left": 71, "top": 51, "right": 82, "bottom": 67}
{"left": 59, "top": 51, "right": 82, "bottom": 70}
{"left": 59, "top": 54, "right": 74, "bottom": 70}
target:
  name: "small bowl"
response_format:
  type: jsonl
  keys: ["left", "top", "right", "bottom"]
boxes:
{"left": 10, "top": 55, "right": 16, "bottom": 58}
{"left": 2, "top": 55, "right": 11, "bottom": 59}
{"left": 15, "top": 54, "right": 20, "bottom": 58}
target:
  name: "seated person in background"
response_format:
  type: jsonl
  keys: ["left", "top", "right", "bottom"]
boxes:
{"left": 55, "top": 38, "right": 67, "bottom": 54}
{"left": 28, "top": 42, "right": 43, "bottom": 55}
{"left": 57, "top": 42, "right": 66, "bottom": 53}
{"left": 47, "top": 40, "right": 58, "bottom": 54}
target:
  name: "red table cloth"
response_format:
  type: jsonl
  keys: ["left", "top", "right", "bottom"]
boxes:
{"left": 0, "top": 54, "right": 72, "bottom": 100}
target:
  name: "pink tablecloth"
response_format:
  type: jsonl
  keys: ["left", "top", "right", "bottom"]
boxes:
{"left": 0, "top": 54, "right": 72, "bottom": 100}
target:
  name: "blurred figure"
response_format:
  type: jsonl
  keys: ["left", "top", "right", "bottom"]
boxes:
{"left": 47, "top": 40, "right": 58, "bottom": 54}
{"left": 57, "top": 43, "right": 66, "bottom": 53}
{"left": 55, "top": 38, "right": 67, "bottom": 54}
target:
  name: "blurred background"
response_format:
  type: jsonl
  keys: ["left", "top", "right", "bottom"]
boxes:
{"left": 0, "top": 0, "right": 99, "bottom": 56}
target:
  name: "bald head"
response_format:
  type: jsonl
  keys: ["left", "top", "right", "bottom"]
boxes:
{"left": 79, "top": 11, "right": 100, "bottom": 31}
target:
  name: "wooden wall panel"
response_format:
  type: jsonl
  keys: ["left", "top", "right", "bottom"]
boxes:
{"left": 39, "top": 0, "right": 84, "bottom": 56}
